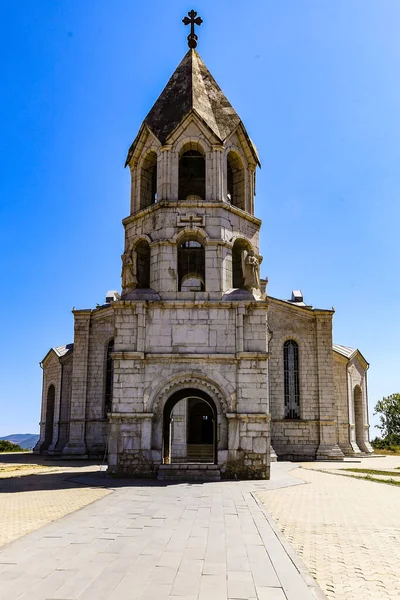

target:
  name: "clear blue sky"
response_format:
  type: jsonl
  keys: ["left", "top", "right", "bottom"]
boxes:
{"left": 0, "top": 0, "right": 399, "bottom": 437}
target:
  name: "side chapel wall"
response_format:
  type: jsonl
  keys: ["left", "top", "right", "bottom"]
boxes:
{"left": 268, "top": 300, "right": 321, "bottom": 460}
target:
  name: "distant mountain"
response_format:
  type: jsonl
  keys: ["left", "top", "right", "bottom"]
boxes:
{"left": 0, "top": 434, "right": 39, "bottom": 450}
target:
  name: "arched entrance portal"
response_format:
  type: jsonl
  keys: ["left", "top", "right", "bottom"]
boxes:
{"left": 163, "top": 388, "right": 217, "bottom": 464}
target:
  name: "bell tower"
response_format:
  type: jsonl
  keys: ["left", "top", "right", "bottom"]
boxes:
{"left": 108, "top": 12, "right": 271, "bottom": 480}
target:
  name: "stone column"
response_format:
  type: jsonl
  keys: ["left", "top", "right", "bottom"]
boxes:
{"left": 227, "top": 413, "right": 240, "bottom": 460}
{"left": 359, "top": 373, "right": 374, "bottom": 453}
{"left": 212, "top": 145, "right": 224, "bottom": 202}
{"left": 247, "top": 164, "right": 256, "bottom": 214}
{"left": 62, "top": 310, "right": 91, "bottom": 457}
{"left": 129, "top": 159, "right": 139, "bottom": 214}
{"left": 33, "top": 369, "right": 47, "bottom": 454}
{"left": 315, "top": 311, "right": 344, "bottom": 460}
{"left": 159, "top": 145, "right": 173, "bottom": 201}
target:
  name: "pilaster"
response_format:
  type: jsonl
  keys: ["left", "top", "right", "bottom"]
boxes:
{"left": 62, "top": 310, "right": 91, "bottom": 457}
{"left": 315, "top": 312, "right": 344, "bottom": 460}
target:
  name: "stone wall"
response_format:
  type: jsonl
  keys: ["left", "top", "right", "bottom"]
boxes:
{"left": 54, "top": 355, "right": 73, "bottom": 453}
{"left": 268, "top": 298, "right": 343, "bottom": 460}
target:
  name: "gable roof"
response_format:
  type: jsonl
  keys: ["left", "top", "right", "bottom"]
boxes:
{"left": 126, "top": 49, "right": 260, "bottom": 166}
{"left": 41, "top": 344, "right": 73, "bottom": 367}
{"left": 333, "top": 344, "right": 369, "bottom": 367}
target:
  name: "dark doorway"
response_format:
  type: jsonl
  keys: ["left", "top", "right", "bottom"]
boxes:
{"left": 41, "top": 384, "right": 55, "bottom": 451}
{"left": 163, "top": 388, "right": 217, "bottom": 464}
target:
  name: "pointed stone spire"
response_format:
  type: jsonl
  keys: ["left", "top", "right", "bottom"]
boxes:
{"left": 126, "top": 49, "right": 260, "bottom": 167}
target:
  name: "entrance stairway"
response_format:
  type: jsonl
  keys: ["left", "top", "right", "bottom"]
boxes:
{"left": 157, "top": 464, "right": 221, "bottom": 482}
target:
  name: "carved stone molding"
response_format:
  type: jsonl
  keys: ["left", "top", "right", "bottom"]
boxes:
{"left": 148, "top": 374, "right": 229, "bottom": 415}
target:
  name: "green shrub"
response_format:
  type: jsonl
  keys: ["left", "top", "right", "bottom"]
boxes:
{"left": 0, "top": 440, "right": 25, "bottom": 452}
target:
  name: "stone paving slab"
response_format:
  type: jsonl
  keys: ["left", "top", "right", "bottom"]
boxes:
{"left": 257, "top": 457, "right": 400, "bottom": 600}
{"left": 0, "top": 463, "right": 323, "bottom": 600}
{"left": 0, "top": 453, "right": 110, "bottom": 546}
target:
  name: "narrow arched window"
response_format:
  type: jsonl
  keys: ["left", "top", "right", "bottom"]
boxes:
{"left": 178, "top": 238, "right": 205, "bottom": 291}
{"left": 284, "top": 340, "right": 300, "bottom": 419}
{"left": 140, "top": 151, "right": 157, "bottom": 209}
{"left": 105, "top": 339, "right": 114, "bottom": 416}
{"left": 227, "top": 151, "right": 245, "bottom": 210}
{"left": 179, "top": 145, "right": 206, "bottom": 200}
{"left": 42, "top": 384, "right": 55, "bottom": 451}
{"left": 136, "top": 240, "right": 150, "bottom": 288}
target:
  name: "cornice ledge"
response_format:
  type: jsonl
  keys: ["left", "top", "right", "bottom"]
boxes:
{"left": 111, "top": 351, "right": 145, "bottom": 360}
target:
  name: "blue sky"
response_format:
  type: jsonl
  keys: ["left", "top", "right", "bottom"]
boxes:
{"left": 0, "top": 0, "right": 399, "bottom": 437}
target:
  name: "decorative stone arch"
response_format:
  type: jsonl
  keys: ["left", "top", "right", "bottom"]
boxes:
{"left": 174, "top": 136, "right": 211, "bottom": 157}
{"left": 147, "top": 372, "right": 231, "bottom": 457}
{"left": 148, "top": 373, "right": 230, "bottom": 416}
{"left": 173, "top": 226, "right": 209, "bottom": 246}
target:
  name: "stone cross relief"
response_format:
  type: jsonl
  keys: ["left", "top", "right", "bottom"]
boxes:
{"left": 177, "top": 214, "right": 205, "bottom": 227}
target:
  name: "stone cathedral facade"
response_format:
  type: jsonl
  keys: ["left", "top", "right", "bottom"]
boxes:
{"left": 34, "top": 39, "right": 373, "bottom": 479}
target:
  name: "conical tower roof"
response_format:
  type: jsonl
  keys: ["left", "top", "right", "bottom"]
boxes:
{"left": 126, "top": 49, "right": 259, "bottom": 166}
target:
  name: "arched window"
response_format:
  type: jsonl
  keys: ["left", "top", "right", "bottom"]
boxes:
{"left": 227, "top": 151, "right": 245, "bottom": 210}
{"left": 105, "top": 339, "right": 114, "bottom": 416}
{"left": 42, "top": 384, "right": 55, "bottom": 450}
{"left": 283, "top": 340, "right": 300, "bottom": 419}
{"left": 232, "top": 239, "right": 251, "bottom": 289}
{"left": 136, "top": 240, "right": 150, "bottom": 288}
{"left": 178, "top": 238, "right": 205, "bottom": 291}
{"left": 179, "top": 144, "right": 206, "bottom": 200}
{"left": 140, "top": 151, "right": 157, "bottom": 209}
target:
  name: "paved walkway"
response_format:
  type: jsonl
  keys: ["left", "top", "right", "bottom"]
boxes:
{"left": 0, "top": 454, "right": 110, "bottom": 546}
{"left": 257, "top": 457, "right": 400, "bottom": 600}
{"left": 0, "top": 464, "right": 322, "bottom": 600}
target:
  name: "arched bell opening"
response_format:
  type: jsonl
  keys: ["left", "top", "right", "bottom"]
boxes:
{"left": 178, "top": 143, "right": 206, "bottom": 200}
{"left": 140, "top": 151, "right": 157, "bottom": 209}
{"left": 162, "top": 388, "right": 217, "bottom": 465}
{"left": 232, "top": 238, "right": 252, "bottom": 289}
{"left": 178, "top": 238, "right": 205, "bottom": 291}
{"left": 41, "top": 384, "right": 55, "bottom": 451}
{"left": 227, "top": 151, "right": 245, "bottom": 210}
{"left": 354, "top": 385, "right": 364, "bottom": 449}
{"left": 135, "top": 240, "right": 151, "bottom": 288}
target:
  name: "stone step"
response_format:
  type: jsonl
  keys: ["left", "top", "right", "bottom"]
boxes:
{"left": 157, "top": 464, "right": 221, "bottom": 482}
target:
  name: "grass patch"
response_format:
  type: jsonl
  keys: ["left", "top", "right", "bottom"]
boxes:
{"left": 373, "top": 448, "right": 400, "bottom": 456}
{"left": 356, "top": 475, "right": 400, "bottom": 487}
{"left": 343, "top": 468, "right": 400, "bottom": 477}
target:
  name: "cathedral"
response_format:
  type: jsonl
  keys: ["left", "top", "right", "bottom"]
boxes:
{"left": 34, "top": 13, "right": 373, "bottom": 479}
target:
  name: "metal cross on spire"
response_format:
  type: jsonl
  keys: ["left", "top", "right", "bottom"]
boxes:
{"left": 182, "top": 10, "right": 203, "bottom": 49}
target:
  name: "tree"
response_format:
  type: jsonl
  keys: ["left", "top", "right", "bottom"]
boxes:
{"left": 0, "top": 440, "right": 25, "bottom": 452}
{"left": 374, "top": 393, "right": 400, "bottom": 444}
